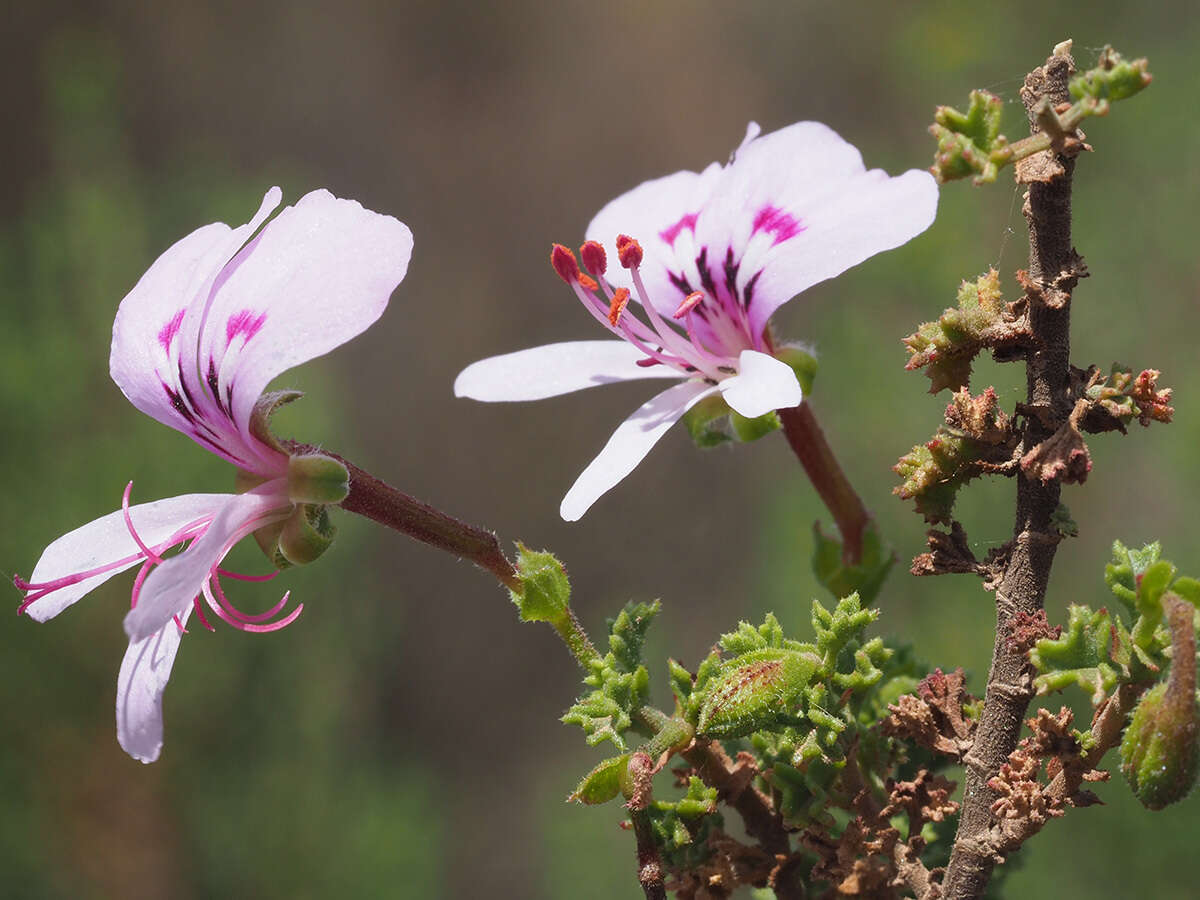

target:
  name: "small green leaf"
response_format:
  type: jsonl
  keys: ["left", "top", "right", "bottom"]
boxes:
{"left": 1030, "top": 605, "right": 1121, "bottom": 704}
{"left": 510, "top": 545, "right": 571, "bottom": 624}
{"left": 811, "top": 521, "right": 895, "bottom": 604}
{"left": 568, "top": 754, "right": 631, "bottom": 804}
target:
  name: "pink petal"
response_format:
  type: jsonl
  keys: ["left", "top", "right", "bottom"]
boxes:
{"left": 124, "top": 482, "right": 291, "bottom": 642}
{"left": 585, "top": 164, "right": 723, "bottom": 319}
{"left": 560, "top": 380, "right": 718, "bottom": 521}
{"left": 193, "top": 190, "right": 413, "bottom": 449}
{"left": 718, "top": 350, "right": 803, "bottom": 418}
{"left": 454, "top": 341, "right": 683, "bottom": 402}
{"left": 21, "top": 494, "right": 236, "bottom": 623}
{"left": 110, "top": 189, "right": 282, "bottom": 469}
{"left": 117, "top": 606, "right": 190, "bottom": 763}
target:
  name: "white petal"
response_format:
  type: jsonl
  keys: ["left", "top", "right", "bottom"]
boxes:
{"left": 454, "top": 341, "right": 682, "bottom": 402}
{"left": 195, "top": 189, "right": 413, "bottom": 447}
{"left": 585, "top": 163, "right": 724, "bottom": 319}
{"left": 117, "top": 607, "right": 190, "bottom": 763}
{"left": 560, "top": 380, "right": 718, "bottom": 521}
{"left": 745, "top": 167, "right": 938, "bottom": 336}
{"left": 23, "top": 494, "right": 237, "bottom": 623}
{"left": 124, "top": 483, "right": 290, "bottom": 641}
{"left": 718, "top": 350, "right": 803, "bottom": 418}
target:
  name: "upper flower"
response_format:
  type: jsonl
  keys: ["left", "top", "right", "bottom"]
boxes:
{"left": 456, "top": 121, "right": 938, "bottom": 520}
{"left": 16, "top": 187, "right": 413, "bottom": 761}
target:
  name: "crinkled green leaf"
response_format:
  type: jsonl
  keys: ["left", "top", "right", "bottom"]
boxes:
{"left": 1030, "top": 605, "right": 1121, "bottom": 704}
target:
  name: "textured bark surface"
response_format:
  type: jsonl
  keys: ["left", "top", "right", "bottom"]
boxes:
{"left": 941, "top": 49, "right": 1080, "bottom": 900}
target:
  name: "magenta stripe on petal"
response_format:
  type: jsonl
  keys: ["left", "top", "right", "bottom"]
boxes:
{"left": 157, "top": 309, "right": 186, "bottom": 352}
{"left": 225, "top": 309, "right": 268, "bottom": 345}
{"left": 658, "top": 212, "right": 698, "bottom": 247}
{"left": 752, "top": 205, "right": 806, "bottom": 245}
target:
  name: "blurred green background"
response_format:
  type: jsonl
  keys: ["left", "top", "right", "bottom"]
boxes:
{"left": 2, "top": 2, "right": 1198, "bottom": 897}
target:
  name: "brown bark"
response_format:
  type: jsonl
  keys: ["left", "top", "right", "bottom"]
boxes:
{"left": 941, "top": 47, "right": 1080, "bottom": 899}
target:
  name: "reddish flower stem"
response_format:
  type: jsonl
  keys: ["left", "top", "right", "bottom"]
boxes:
{"left": 288, "top": 442, "right": 521, "bottom": 592}
{"left": 778, "top": 402, "right": 870, "bottom": 564}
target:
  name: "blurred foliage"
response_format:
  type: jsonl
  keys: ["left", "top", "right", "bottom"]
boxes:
{"left": 4, "top": 3, "right": 1200, "bottom": 898}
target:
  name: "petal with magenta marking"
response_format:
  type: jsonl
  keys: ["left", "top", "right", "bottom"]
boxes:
{"left": 454, "top": 341, "right": 681, "bottom": 402}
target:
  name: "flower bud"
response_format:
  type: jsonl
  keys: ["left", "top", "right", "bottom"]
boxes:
{"left": 1120, "top": 682, "right": 1200, "bottom": 810}
{"left": 697, "top": 648, "right": 817, "bottom": 738}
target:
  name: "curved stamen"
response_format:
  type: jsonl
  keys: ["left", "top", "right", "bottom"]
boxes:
{"left": 216, "top": 566, "right": 279, "bottom": 583}
{"left": 191, "top": 595, "right": 217, "bottom": 632}
{"left": 122, "top": 482, "right": 166, "bottom": 565}
{"left": 211, "top": 572, "right": 292, "bottom": 624}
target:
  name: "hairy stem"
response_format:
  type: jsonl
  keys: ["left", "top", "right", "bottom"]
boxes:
{"left": 779, "top": 402, "right": 871, "bottom": 563}
{"left": 626, "top": 752, "right": 668, "bottom": 900}
{"left": 290, "top": 443, "right": 522, "bottom": 591}
{"left": 943, "top": 46, "right": 1079, "bottom": 900}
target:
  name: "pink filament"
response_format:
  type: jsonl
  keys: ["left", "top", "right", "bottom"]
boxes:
{"left": 17, "top": 482, "right": 298, "bottom": 637}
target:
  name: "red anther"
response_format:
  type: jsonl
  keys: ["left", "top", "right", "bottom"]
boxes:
{"left": 578, "top": 274, "right": 599, "bottom": 292}
{"left": 580, "top": 240, "right": 607, "bottom": 276}
{"left": 550, "top": 243, "right": 580, "bottom": 283}
{"left": 608, "top": 288, "right": 630, "bottom": 326}
{"left": 673, "top": 291, "right": 704, "bottom": 319}
{"left": 616, "top": 235, "right": 643, "bottom": 268}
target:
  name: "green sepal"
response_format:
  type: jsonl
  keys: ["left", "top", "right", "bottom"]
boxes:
{"left": 287, "top": 452, "right": 350, "bottom": 505}
{"left": 1120, "top": 682, "right": 1200, "bottom": 810}
{"left": 811, "top": 521, "right": 895, "bottom": 604}
{"left": 696, "top": 647, "right": 818, "bottom": 738}
{"left": 248, "top": 390, "right": 304, "bottom": 453}
{"left": 730, "top": 409, "right": 781, "bottom": 443}
{"left": 251, "top": 518, "right": 291, "bottom": 570}
{"left": 568, "top": 753, "right": 631, "bottom": 805}
{"left": 509, "top": 545, "right": 571, "bottom": 624}
{"left": 278, "top": 503, "right": 336, "bottom": 566}
{"left": 775, "top": 345, "right": 818, "bottom": 396}
{"left": 682, "top": 394, "right": 734, "bottom": 448}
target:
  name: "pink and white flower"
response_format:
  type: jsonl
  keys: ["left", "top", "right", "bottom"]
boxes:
{"left": 16, "top": 187, "right": 412, "bottom": 762}
{"left": 455, "top": 121, "right": 938, "bottom": 520}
